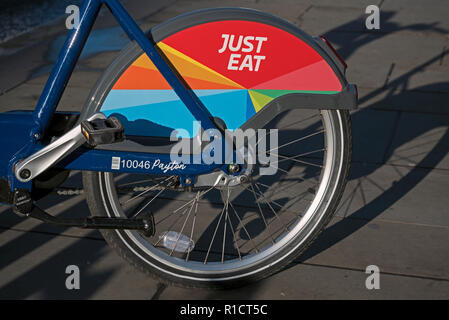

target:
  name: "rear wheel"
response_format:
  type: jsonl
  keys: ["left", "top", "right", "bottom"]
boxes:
{"left": 81, "top": 8, "right": 353, "bottom": 288}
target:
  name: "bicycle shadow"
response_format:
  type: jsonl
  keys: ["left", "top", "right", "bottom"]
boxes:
{"left": 196, "top": 11, "right": 449, "bottom": 295}
{"left": 192, "top": 81, "right": 448, "bottom": 295}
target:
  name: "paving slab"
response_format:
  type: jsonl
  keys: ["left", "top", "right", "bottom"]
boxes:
{"left": 257, "top": 0, "right": 380, "bottom": 10}
{"left": 160, "top": 0, "right": 312, "bottom": 26}
{"left": 322, "top": 30, "right": 447, "bottom": 91}
{"left": 344, "top": 58, "right": 391, "bottom": 89}
{"left": 144, "top": 0, "right": 258, "bottom": 23}
{"left": 0, "top": 38, "right": 52, "bottom": 94}
{"left": 386, "top": 112, "right": 449, "bottom": 170}
{"left": 353, "top": 86, "right": 387, "bottom": 109}
{"left": 382, "top": 0, "right": 449, "bottom": 35}
{"left": 0, "top": 82, "right": 90, "bottom": 112}
{"left": 338, "top": 162, "right": 449, "bottom": 227}
{"left": 355, "top": 85, "right": 449, "bottom": 115}
{"left": 27, "top": 70, "right": 103, "bottom": 89}
{"left": 389, "top": 67, "right": 449, "bottom": 93}
{"left": 0, "top": 0, "right": 174, "bottom": 94}
{"left": 298, "top": 4, "right": 365, "bottom": 35}
{"left": 158, "top": 262, "right": 449, "bottom": 300}
{"left": 299, "top": 216, "right": 449, "bottom": 281}
{"left": 371, "top": 88, "right": 449, "bottom": 115}
{"left": 79, "top": 50, "right": 121, "bottom": 71}
{"left": 0, "top": 193, "right": 102, "bottom": 241}
{"left": 350, "top": 108, "right": 399, "bottom": 163}
{"left": 0, "top": 229, "right": 159, "bottom": 299}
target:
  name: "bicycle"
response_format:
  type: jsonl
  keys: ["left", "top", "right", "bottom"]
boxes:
{"left": 0, "top": 0, "right": 357, "bottom": 288}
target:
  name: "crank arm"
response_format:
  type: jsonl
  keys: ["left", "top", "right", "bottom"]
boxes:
{"left": 14, "top": 113, "right": 121, "bottom": 183}
{"left": 12, "top": 188, "right": 154, "bottom": 236}
{"left": 27, "top": 206, "right": 154, "bottom": 236}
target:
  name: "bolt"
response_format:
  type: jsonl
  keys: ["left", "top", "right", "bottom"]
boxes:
{"left": 33, "top": 133, "right": 40, "bottom": 139}
{"left": 239, "top": 175, "right": 248, "bottom": 183}
{"left": 19, "top": 169, "right": 31, "bottom": 180}
{"left": 185, "top": 178, "right": 192, "bottom": 185}
{"left": 228, "top": 163, "right": 240, "bottom": 173}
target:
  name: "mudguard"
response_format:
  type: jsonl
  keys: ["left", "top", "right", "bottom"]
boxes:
{"left": 81, "top": 8, "right": 357, "bottom": 139}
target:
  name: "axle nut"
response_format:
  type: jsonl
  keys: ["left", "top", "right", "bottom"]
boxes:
{"left": 228, "top": 163, "right": 240, "bottom": 173}
{"left": 19, "top": 169, "right": 31, "bottom": 180}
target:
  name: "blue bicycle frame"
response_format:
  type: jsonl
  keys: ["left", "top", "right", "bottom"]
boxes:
{"left": 0, "top": 0, "right": 226, "bottom": 193}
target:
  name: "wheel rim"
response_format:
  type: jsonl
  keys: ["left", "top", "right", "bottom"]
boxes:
{"left": 100, "top": 109, "right": 343, "bottom": 278}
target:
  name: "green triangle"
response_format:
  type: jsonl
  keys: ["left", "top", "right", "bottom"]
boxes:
{"left": 248, "top": 90, "right": 274, "bottom": 112}
{"left": 252, "top": 89, "right": 339, "bottom": 99}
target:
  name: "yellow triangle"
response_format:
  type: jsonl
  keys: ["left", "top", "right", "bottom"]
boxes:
{"left": 248, "top": 90, "right": 274, "bottom": 112}
{"left": 132, "top": 42, "right": 243, "bottom": 89}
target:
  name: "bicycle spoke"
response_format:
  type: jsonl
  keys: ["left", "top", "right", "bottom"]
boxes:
{"left": 117, "top": 176, "right": 167, "bottom": 188}
{"left": 256, "top": 179, "right": 305, "bottom": 196}
{"left": 173, "top": 186, "right": 214, "bottom": 214}
{"left": 220, "top": 186, "right": 232, "bottom": 263}
{"left": 267, "top": 129, "right": 324, "bottom": 153}
{"left": 271, "top": 148, "right": 326, "bottom": 165}
{"left": 121, "top": 176, "right": 172, "bottom": 205}
{"left": 225, "top": 205, "right": 242, "bottom": 261}
{"left": 255, "top": 114, "right": 320, "bottom": 147}
{"left": 228, "top": 201, "right": 259, "bottom": 253}
{"left": 247, "top": 182, "right": 275, "bottom": 245}
{"left": 153, "top": 205, "right": 189, "bottom": 247}
{"left": 169, "top": 193, "right": 197, "bottom": 256}
{"left": 204, "top": 194, "right": 228, "bottom": 264}
{"left": 253, "top": 182, "right": 290, "bottom": 233}
{"left": 274, "top": 153, "right": 323, "bottom": 168}
{"left": 156, "top": 186, "right": 214, "bottom": 226}
{"left": 185, "top": 192, "right": 200, "bottom": 262}
{"left": 130, "top": 187, "right": 166, "bottom": 219}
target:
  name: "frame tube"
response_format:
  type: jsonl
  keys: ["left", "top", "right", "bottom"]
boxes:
{"left": 32, "top": 0, "right": 102, "bottom": 134}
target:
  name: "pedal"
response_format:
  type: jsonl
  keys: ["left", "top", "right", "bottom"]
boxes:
{"left": 81, "top": 116, "right": 124, "bottom": 147}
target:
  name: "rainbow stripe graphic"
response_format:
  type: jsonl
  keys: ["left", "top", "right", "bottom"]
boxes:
{"left": 101, "top": 21, "right": 342, "bottom": 137}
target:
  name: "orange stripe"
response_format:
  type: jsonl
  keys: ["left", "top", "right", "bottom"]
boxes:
{"left": 113, "top": 64, "right": 244, "bottom": 90}
{"left": 124, "top": 43, "right": 244, "bottom": 89}
{"left": 112, "top": 66, "right": 170, "bottom": 90}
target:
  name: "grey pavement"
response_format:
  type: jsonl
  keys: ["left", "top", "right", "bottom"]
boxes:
{"left": 0, "top": 0, "right": 448, "bottom": 299}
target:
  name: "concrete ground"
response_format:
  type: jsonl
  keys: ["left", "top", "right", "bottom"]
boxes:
{"left": 0, "top": 0, "right": 448, "bottom": 299}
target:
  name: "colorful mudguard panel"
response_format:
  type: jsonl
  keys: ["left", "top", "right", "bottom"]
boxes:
{"left": 101, "top": 20, "right": 342, "bottom": 137}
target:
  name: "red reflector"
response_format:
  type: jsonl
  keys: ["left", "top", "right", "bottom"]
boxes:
{"left": 319, "top": 36, "right": 347, "bottom": 69}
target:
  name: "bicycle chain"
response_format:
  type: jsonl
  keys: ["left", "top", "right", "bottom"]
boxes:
{"left": 53, "top": 185, "right": 167, "bottom": 196}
